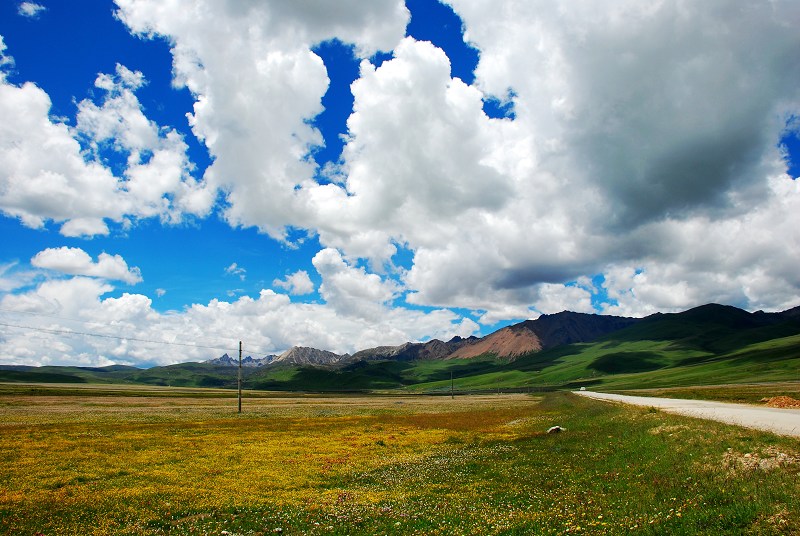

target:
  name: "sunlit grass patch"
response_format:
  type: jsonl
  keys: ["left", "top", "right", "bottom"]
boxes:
{"left": 1, "top": 390, "right": 798, "bottom": 534}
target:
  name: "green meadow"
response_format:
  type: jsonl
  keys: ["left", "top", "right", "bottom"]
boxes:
{"left": 1, "top": 387, "right": 798, "bottom": 535}
{"left": 3, "top": 304, "right": 799, "bottom": 533}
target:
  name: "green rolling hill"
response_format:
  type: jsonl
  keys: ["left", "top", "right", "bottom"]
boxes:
{"left": 2, "top": 303, "right": 798, "bottom": 392}
{"left": 409, "top": 303, "right": 800, "bottom": 392}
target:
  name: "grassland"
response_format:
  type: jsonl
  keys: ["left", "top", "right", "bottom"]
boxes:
{"left": 611, "top": 382, "right": 800, "bottom": 405}
{"left": 1, "top": 385, "right": 798, "bottom": 535}
{"left": 3, "top": 305, "right": 799, "bottom": 395}
{"left": 405, "top": 322, "right": 800, "bottom": 394}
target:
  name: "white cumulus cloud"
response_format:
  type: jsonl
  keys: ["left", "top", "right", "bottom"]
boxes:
{"left": 0, "top": 56, "right": 213, "bottom": 237}
{"left": 114, "top": 0, "right": 409, "bottom": 241}
{"left": 273, "top": 270, "right": 315, "bottom": 296}
{"left": 3, "top": 1, "right": 800, "bottom": 370}
{"left": 0, "top": 273, "right": 478, "bottom": 367}
{"left": 313, "top": 248, "right": 401, "bottom": 319}
{"left": 18, "top": 2, "right": 46, "bottom": 18}
{"left": 106, "top": 0, "right": 800, "bottom": 324}
{"left": 31, "top": 247, "right": 143, "bottom": 284}
{"left": 397, "top": 0, "right": 800, "bottom": 317}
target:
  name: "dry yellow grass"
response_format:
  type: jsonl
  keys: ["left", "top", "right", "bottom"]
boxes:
{"left": 2, "top": 389, "right": 798, "bottom": 535}
{"left": 0, "top": 392, "right": 541, "bottom": 534}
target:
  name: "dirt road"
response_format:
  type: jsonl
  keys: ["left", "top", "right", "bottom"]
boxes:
{"left": 575, "top": 391, "right": 800, "bottom": 438}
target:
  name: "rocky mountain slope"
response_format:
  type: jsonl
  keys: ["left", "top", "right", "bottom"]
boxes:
{"left": 449, "top": 311, "right": 639, "bottom": 359}
{"left": 350, "top": 336, "right": 479, "bottom": 362}
{"left": 272, "top": 346, "right": 343, "bottom": 366}
{"left": 205, "top": 353, "right": 277, "bottom": 367}
{"left": 208, "top": 311, "right": 641, "bottom": 366}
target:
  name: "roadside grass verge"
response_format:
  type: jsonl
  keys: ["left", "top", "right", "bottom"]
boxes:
{"left": 1, "top": 391, "right": 798, "bottom": 534}
{"left": 611, "top": 382, "right": 800, "bottom": 405}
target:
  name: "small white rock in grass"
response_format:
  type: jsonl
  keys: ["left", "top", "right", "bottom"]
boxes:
{"left": 547, "top": 425, "right": 565, "bottom": 434}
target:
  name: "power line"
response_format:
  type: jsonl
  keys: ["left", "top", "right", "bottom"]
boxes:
{"left": 0, "top": 320, "right": 237, "bottom": 352}
{"left": 0, "top": 307, "right": 90, "bottom": 324}
{"left": 0, "top": 320, "right": 276, "bottom": 356}
{"left": 0, "top": 308, "right": 232, "bottom": 348}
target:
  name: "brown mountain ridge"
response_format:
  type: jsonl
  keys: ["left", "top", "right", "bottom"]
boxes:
{"left": 225, "top": 311, "right": 641, "bottom": 367}
{"left": 448, "top": 311, "right": 639, "bottom": 359}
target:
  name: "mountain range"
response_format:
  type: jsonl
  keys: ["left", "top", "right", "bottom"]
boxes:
{"left": 207, "top": 310, "right": 642, "bottom": 368}
{"left": 3, "top": 303, "right": 799, "bottom": 392}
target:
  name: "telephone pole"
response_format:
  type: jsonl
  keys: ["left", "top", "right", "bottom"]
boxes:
{"left": 238, "top": 340, "right": 242, "bottom": 414}
{"left": 451, "top": 371, "right": 454, "bottom": 399}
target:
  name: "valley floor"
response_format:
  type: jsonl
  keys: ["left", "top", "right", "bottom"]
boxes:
{"left": 1, "top": 386, "right": 799, "bottom": 534}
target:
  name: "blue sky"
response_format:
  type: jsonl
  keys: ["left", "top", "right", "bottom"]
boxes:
{"left": 0, "top": 0, "right": 502, "bottom": 314}
{"left": 1, "top": 1, "right": 799, "bottom": 367}
{"left": 2, "top": 0, "right": 304, "bottom": 311}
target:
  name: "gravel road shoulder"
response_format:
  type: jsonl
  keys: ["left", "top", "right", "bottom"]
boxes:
{"left": 575, "top": 391, "right": 800, "bottom": 438}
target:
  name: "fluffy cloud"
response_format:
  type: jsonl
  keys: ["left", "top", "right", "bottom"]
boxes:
{"left": 602, "top": 174, "right": 800, "bottom": 316}
{"left": 306, "top": 37, "right": 515, "bottom": 264}
{"left": 0, "top": 55, "right": 213, "bottom": 236}
{"left": 31, "top": 247, "right": 143, "bottom": 284}
{"left": 0, "top": 262, "right": 37, "bottom": 293}
{"left": 100, "top": 3, "right": 800, "bottom": 315}
{"left": 111, "top": 0, "right": 800, "bottom": 323}
{"left": 4, "top": 1, "right": 799, "bottom": 370}
{"left": 0, "top": 36, "right": 10, "bottom": 68}
{"left": 0, "top": 63, "right": 119, "bottom": 233}
{"left": 3, "top": 277, "right": 115, "bottom": 319}
{"left": 397, "top": 0, "right": 800, "bottom": 317}
{"left": 273, "top": 270, "right": 315, "bottom": 296}
{"left": 0, "top": 269, "right": 477, "bottom": 367}
{"left": 534, "top": 283, "right": 595, "bottom": 317}
{"left": 17, "top": 2, "right": 46, "bottom": 18}
{"left": 312, "top": 248, "right": 400, "bottom": 319}
{"left": 224, "top": 263, "right": 246, "bottom": 281}
{"left": 453, "top": 0, "right": 799, "bottom": 222}
{"left": 114, "top": 0, "right": 409, "bottom": 240}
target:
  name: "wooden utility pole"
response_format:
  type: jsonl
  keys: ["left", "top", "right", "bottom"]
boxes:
{"left": 238, "top": 340, "right": 242, "bottom": 414}
{"left": 451, "top": 371, "right": 454, "bottom": 399}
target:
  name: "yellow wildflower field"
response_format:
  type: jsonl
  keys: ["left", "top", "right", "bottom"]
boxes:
{"left": 0, "top": 392, "right": 541, "bottom": 534}
{"left": 1, "top": 389, "right": 798, "bottom": 535}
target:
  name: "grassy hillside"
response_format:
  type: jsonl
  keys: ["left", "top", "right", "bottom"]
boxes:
{"left": 3, "top": 304, "right": 798, "bottom": 392}
{"left": 247, "top": 356, "right": 504, "bottom": 392}
{"left": 0, "top": 364, "right": 139, "bottom": 384}
{"left": 407, "top": 304, "right": 800, "bottom": 392}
